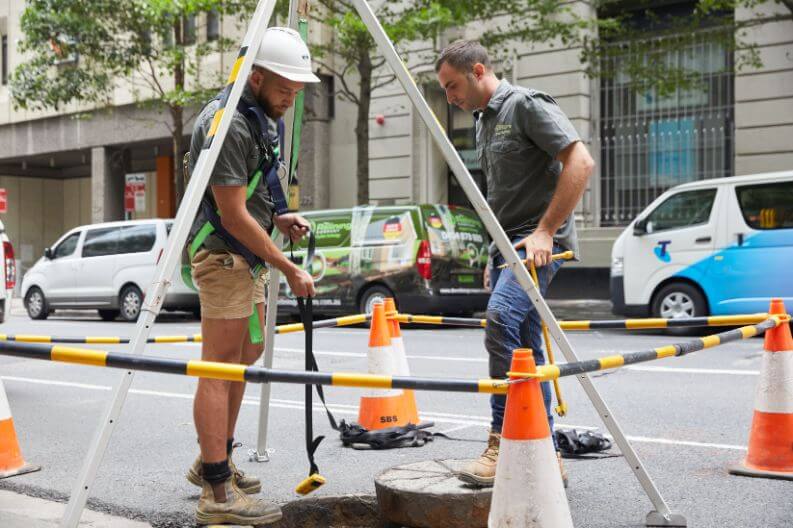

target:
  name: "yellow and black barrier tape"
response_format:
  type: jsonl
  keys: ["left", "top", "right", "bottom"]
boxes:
{"left": 0, "top": 313, "right": 373, "bottom": 344}
{"left": 0, "top": 317, "right": 783, "bottom": 394}
{"left": 508, "top": 316, "right": 785, "bottom": 382}
{"left": 394, "top": 312, "right": 777, "bottom": 331}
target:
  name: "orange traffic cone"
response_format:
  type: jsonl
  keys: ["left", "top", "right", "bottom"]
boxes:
{"left": 489, "top": 349, "right": 573, "bottom": 528}
{"left": 0, "top": 378, "right": 41, "bottom": 479}
{"left": 358, "top": 301, "right": 410, "bottom": 430}
{"left": 384, "top": 298, "right": 419, "bottom": 424}
{"left": 729, "top": 298, "right": 793, "bottom": 480}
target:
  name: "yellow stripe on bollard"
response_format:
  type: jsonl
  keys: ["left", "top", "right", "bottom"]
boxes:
{"left": 85, "top": 337, "right": 122, "bottom": 344}
{"left": 599, "top": 355, "right": 626, "bottom": 369}
{"left": 655, "top": 345, "right": 678, "bottom": 359}
{"left": 15, "top": 335, "right": 52, "bottom": 343}
{"left": 560, "top": 321, "right": 590, "bottom": 330}
{"left": 186, "top": 360, "right": 246, "bottom": 382}
{"left": 153, "top": 336, "right": 189, "bottom": 344}
{"left": 701, "top": 335, "right": 721, "bottom": 348}
{"left": 626, "top": 318, "right": 668, "bottom": 329}
{"left": 51, "top": 346, "right": 107, "bottom": 367}
{"left": 332, "top": 372, "right": 392, "bottom": 389}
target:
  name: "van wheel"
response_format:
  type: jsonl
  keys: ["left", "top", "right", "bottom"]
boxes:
{"left": 652, "top": 282, "right": 707, "bottom": 334}
{"left": 98, "top": 309, "right": 119, "bottom": 322}
{"left": 359, "top": 285, "right": 394, "bottom": 315}
{"left": 119, "top": 285, "right": 143, "bottom": 322}
{"left": 25, "top": 287, "right": 49, "bottom": 320}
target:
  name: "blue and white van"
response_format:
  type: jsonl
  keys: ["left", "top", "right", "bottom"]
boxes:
{"left": 610, "top": 171, "right": 793, "bottom": 318}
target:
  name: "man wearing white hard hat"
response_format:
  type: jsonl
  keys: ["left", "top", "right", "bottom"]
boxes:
{"left": 184, "top": 27, "right": 319, "bottom": 525}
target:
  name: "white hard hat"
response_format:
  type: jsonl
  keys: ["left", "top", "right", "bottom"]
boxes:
{"left": 253, "top": 27, "right": 320, "bottom": 83}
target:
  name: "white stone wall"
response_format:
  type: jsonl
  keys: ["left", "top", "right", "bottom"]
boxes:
{"left": 734, "top": 1, "right": 793, "bottom": 174}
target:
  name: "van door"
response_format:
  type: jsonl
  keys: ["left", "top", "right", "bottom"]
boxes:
{"left": 625, "top": 187, "right": 719, "bottom": 312}
{"left": 305, "top": 211, "right": 354, "bottom": 312}
{"left": 76, "top": 226, "right": 121, "bottom": 306}
{"left": 707, "top": 179, "right": 793, "bottom": 314}
{"left": 421, "top": 204, "right": 488, "bottom": 293}
{"left": 45, "top": 231, "right": 83, "bottom": 302}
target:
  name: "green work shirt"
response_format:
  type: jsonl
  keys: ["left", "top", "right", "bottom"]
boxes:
{"left": 476, "top": 80, "right": 580, "bottom": 259}
{"left": 187, "top": 83, "right": 280, "bottom": 253}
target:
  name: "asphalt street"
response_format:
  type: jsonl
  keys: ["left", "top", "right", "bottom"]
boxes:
{"left": 0, "top": 304, "right": 790, "bottom": 527}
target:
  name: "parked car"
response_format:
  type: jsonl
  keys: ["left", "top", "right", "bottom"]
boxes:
{"left": 278, "top": 204, "right": 490, "bottom": 317}
{"left": 21, "top": 219, "right": 198, "bottom": 321}
{"left": 611, "top": 171, "right": 793, "bottom": 319}
{"left": 0, "top": 219, "right": 16, "bottom": 323}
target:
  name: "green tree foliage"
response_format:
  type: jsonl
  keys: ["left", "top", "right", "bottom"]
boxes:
{"left": 11, "top": 0, "right": 257, "bottom": 203}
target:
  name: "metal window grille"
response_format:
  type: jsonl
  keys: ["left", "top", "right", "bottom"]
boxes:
{"left": 593, "top": 29, "right": 734, "bottom": 227}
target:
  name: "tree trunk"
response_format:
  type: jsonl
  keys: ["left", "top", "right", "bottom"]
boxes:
{"left": 355, "top": 53, "right": 373, "bottom": 205}
{"left": 172, "top": 105, "right": 185, "bottom": 210}
{"left": 172, "top": 17, "right": 186, "bottom": 210}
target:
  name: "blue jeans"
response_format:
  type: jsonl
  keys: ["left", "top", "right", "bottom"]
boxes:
{"left": 486, "top": 241, "right": 563, "bottom": 442}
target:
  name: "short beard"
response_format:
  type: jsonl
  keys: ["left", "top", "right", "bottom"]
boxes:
{"left": 254, "top": 84, "right": 284, "bottom": 119}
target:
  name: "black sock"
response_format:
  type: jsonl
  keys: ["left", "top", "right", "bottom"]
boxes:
{"left": 226, "top": 438, "right": 234, "bottom": 456}
{"left": 202, "top": 459, "right": 231, "bottom": 484}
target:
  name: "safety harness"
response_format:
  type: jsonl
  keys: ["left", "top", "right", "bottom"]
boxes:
{"left": 183, "top": 95, "right": 291, "bottom": 344}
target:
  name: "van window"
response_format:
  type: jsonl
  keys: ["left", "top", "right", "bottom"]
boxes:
{"left": 53, "top": 232, "right": 80, "bottom": 258}
{"left": 119, "top": 224, "right": 156, "bottom": 253}
{"left": 645, "top": 189, "right": 717, "bottom": 233}
{"left": 423, "top": 206, "right": 488, "bottom": 265}
{"left": 736, "top": 181, "right": 793, "bottom": 230}
{"left": 362, "top": 212, "right": 415, "bottom": 246}
{"left": 82, "top": 227, "right": 121, "bottom": 257}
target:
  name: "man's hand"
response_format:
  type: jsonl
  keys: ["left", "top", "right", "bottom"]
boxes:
{"left": 286, "top": 266, "right": 315, "bottom": 298}
{"left": 514, "top": 229, "right": 554, "bottom": 267}
{"left": 483, "top": 264, "right": 491, "bottom": 291}
{"left": 274, "top": 213, "right": 310, "bottom": 243}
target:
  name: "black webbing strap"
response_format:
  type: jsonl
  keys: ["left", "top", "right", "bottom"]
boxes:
{"left": 292, "top": 232, "right": 338, "bottom": 478}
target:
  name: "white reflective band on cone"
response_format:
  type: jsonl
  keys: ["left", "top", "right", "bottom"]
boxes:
{"left": 754, "top": 350, "right": 793, "bottom": 414}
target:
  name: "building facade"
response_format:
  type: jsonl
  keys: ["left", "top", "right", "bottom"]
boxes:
{"left": 0, "top": 0, "right": 791, "bottom": 297}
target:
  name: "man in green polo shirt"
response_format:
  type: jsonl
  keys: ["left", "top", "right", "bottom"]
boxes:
{"left": 436, "top": 40, "right": 595, "bottom": 487}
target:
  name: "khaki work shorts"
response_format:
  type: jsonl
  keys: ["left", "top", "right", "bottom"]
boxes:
{"left": 191, "top": 249, "right": 268, "bottom": 319}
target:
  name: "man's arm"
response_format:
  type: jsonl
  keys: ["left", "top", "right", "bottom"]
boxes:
{"left": 212, "top": 185, "right": 314, "bottom": 297}
{"left": 515, "top": 141, "right": 594, "bottom": 266}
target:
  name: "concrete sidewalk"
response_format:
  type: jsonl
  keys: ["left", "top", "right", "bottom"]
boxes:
{"left": 0, "top": 489, "right": 151, "bottom": 528}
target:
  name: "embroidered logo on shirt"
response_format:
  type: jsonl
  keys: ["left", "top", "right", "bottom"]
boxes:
{"left": 493, "top": 123, "right": 512, "bottom": 139}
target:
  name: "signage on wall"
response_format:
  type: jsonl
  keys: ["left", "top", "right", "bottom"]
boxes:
{"left": 124, "top": 173, "right": 146, "bottom": 213}
{"left": 0, "top": 189, "right": 7, "bottom": 214}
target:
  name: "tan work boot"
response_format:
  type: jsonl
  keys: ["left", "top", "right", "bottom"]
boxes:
{"left": 557, "top": 451, "right": 569, "bottom": 488}
{"left": 187, "top": 456, "right": 262, "bottom": 494}
{"left": 457, "top": 430, "right": 500, "bottom": 487}
{"left": 195, "top": 478, "right": 282, "bottom": 526}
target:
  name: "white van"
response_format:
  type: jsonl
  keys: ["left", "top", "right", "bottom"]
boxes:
{"left": 0, "top": 219, "right": 17, "bottom": 323}
{"left": 21, "top": 219, "right": 198, "bottom": 321}
{"left": 611, "top": 171, "right": 793, "bottom": 319}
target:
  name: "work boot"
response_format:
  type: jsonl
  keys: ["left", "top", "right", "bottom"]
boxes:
{"left": 187, "top": 455, "right": 262, "bottom": 494}
{"left": 457, "top": 430, "right": 500, "bottom": 487}
{"left": 557, "top": 451, "right": 569, "bottom": 488}
{"left": 195, "top": 478, "right": 282, "bottom": 526}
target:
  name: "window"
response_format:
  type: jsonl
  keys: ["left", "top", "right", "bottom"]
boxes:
{"left": 183, "top": 14, "right": 197, "bottom": 45}
{"left": 207, "top": 11, "right": 220, "bottom": 42}
{"left": 363, "top": 212, "right": 415, "bottom": 246}
{"left": 119, "top": 224, "right": 156, "bottom": 254}
{"left": 596, "top": 2, "right": 735, "bottom": 226}
{"left": 645, "top": 189, "right": 716, "bottom": 233}
{"left": 737, "top": 181, "right": 793, "bottom": 230}
{"left": 82, "top": 227, "right": 120, "bottom": 257}
{"left": 1, "top": 35, "right": 7, "bottom": 86}
{"left": 53, "top": 233, "right": 80, "bottom": 259}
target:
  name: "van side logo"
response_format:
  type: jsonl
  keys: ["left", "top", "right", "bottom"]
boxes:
{"left": 653, "top": 240, "right": 672, "bottom": 262}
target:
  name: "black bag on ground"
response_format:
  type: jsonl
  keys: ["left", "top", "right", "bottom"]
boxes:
{"left": 338, "top": 420, "right": 439, "bottom": 450}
